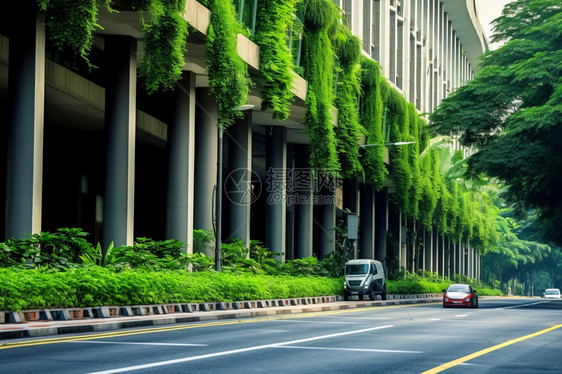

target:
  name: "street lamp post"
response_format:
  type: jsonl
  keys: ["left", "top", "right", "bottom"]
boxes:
{"left": 215, "top": 125, "right": 224, "bottom": 271}
{"left": 215, "top": 104, "right": 254, "bottom": 272}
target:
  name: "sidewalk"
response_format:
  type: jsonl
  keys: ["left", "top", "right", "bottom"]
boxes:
{"left": 0, "top": 294, "right": 442, "bottom": 340}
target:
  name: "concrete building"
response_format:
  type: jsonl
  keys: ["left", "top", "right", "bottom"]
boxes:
{"left": 0, "top": 0, "right": 487, "bottom": 280}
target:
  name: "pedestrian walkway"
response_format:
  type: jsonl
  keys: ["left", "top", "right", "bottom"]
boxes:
{"left": 0, "top": 294, "right": 442, "bottom": 340}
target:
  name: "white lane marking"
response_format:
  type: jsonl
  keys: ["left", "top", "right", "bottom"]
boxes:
{"left": 329, "top": 317, "right": 391, "bottom": 320}
{"left": 276, "top": 346, "right": 422, "bottom": 354}
{"left": 72, "top": 341, "right": 208, "bottom": 347}
{"left": 277, "top": 319, "right": 361, "bottom": 324}
{"left": 429, "top": 319, "right": 440, "bottom": 321}
{"left": 86, "top": 325, "right": 394, "bottom": 374}
{"left": 494, "top": 301, "right": 549, "bottom": 310}
{"left": 253, "top": 329, "right": 288, "bottom": 333}
{"left": 455, "top": 315, "right": 468, "bottom": 317}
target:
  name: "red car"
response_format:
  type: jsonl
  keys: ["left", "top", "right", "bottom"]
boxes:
{"left": 443, "top": 284, "right": 479, "bottom": 308}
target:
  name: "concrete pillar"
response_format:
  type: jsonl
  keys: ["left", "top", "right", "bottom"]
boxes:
{"left": 343, "top": 178, "right": 358, "bottom": 257}
{"left": 103, "top": 36, "right": 136, "bottom": 248}
{"left": 425, "top": 226, "right": 433, "bottom": 272}
{"left": 447, "top": 236, "right": 452, "bottom": 279}
{"left": 460, "top": 241, "right": 465, "bottom": 276}
{"left": 318, "top": 173, "right": 336, "bottom": 259}
{"left": 5, "top": 8, "right": 45, "bottom": 239}
{"left": 432, "top": 227, "right": 439, "bottom": 275}
{"left": 359, "top": 183, "right": 375, "bottom": 259}
{"left": 452, "top": 240, "right": 457, "bottom": 276}
{"left": 415, "top": 221, "right": 424, "bottom": 273}
{"left": 374, "top": 189, "right": 388, "bottom": 265}
{"left": 388, "top": 203, "right": 400, "bottom": 272}
{"left": 194, "top": 88, "right": 218, "bottom": 256}
{"left": 440, "top": 233, "right": 445, "bottom": 278}
{"left": 408, "top": 217, "right": 417, "bottom": 273}
{"left": 166, "top": 73, "right": 196, "bottom": 253}
{"left": 293, "top": 145, "right": 313, "bottom": 258}
{"left": 226, "top": 112, "right": 252, "bottom": 246}
{"left": 265, "top": 126, "right": 287, "bottom": 261}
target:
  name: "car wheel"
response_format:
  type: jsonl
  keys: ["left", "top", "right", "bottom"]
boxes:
{"left": 370, "top": 288, "right": 377, "bottom": 301}
{"left": 381, "top": 286, "right": 387, "bottom": 300}
{"left": 474, "top": 297, "right": 479, "bottom": 308}
{"left": 343, "top": 292, "right": 349, "bottom": 301}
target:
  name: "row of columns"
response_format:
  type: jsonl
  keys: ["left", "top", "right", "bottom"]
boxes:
{"left": 4, "top": 11, "right": 479, "bottom": 281}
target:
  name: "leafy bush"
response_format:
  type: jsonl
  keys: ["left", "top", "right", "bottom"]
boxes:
{"left": 0, "top": 267, "right": 342, "bottom": 311}
{"left": 0, "top": 228, "right": 94, "bottom": 270}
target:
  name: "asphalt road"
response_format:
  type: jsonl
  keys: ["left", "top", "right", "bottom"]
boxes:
{"left": 1, "top": 298, "right": 562, "bottom": 373}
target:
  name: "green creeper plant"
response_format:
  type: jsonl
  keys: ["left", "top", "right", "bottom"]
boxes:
{"left": 254, "top": 0, "right": 298, "bottom": 120}
{"left": 359, "top": 57, "right": 387, "bottom": 189}
{"left": 206, "top": 0, "right": 251, "bottom": 130}
{"left": 333, "top": 23, "right": 363, "bottom": 178}
{"left": 38, "top": 0, "right": 113, "bottom": 67}
{"left": 386, "top": 89, "right": 412, "bottom": 213}
{"left": 299, "top": 0, "right": 340, "bottom": 172}
{"left": 136, "top": 0, "right": 189, "bottom": 93}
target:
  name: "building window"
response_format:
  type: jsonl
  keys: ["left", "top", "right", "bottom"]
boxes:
{"left": 343, "top": 0, "right": 352, "bottom": 30}
{"left": 390, "top": 10, "right": 396, "bottom": 84}
{"left": 372, "top": 0, "right": 381, "bottom": 61}
{"left": 363, "top": 0, "right": 371, "bottom": 52}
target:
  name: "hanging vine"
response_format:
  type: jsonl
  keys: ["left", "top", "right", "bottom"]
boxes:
{"left": 299, "top": 0, "right": 340, "bottom": 172}
{"left": 332, "top": 23, "right": 363, "bottom": 179}
{"left": 38, "top": 0, "right": 113, "bottom": 67}
{"left": 386, "top": 89, "right": 412, "bottom": 214}
{"left": 136, "top": 0, "right": 189, "bottom": 93}
{"left": 254, "top": 0, "right": 298, "bottom": 120}
{"left": 407, "top": 103, "right": 422, "bottom": 219}
{"left": 359, "top": 57, "right": 387, "bottom": 189}
{"left": 206, "top": 0, "right": 251, "bottom": 129}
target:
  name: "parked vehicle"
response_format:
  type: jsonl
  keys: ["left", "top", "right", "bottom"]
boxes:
{"left": 543, "top": 288, "right": 561, "bottom": 299}
{"left": 443, "top": 283, "right": 478, "bottom": 308}
{"left": 343, "top": 259, "right": 386, "bottom": 301}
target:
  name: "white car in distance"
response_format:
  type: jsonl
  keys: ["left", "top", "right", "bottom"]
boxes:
{"left": 543, "top": 288, "right": 561, "bottom": 299}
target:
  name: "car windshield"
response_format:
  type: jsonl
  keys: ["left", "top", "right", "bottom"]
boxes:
{"left": 447, "top": 285, "right": 470, "bottom": 293}
{"left": 545, "top": 290, "right": 560, "bottom": 295}
{"left": 346, "top": 264, "right": 369, "bottom": 275}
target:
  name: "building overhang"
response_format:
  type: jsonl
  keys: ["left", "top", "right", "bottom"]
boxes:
{"left": 443, "top": 0, "right": 489, "bottom": 73}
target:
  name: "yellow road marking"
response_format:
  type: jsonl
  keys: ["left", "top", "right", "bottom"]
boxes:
{"left": 421, "top": 324, "right": 562, "bottom": 374}
{"left": 0, "top": 302, "right": 434, "bottom": 350}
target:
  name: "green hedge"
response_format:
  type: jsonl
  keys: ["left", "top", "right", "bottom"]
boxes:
{"left": 0, "top": 267, "right": 342, "bottom": 311}
{"left": 387, "top": 278, "right": 503, "bottom": 297}
{"left": 0, "top": 267, "right": 504, "bottom": 311}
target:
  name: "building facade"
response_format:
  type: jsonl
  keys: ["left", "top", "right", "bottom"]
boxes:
{"left": 0, "top": 0, "right": 487, "bottom": 279}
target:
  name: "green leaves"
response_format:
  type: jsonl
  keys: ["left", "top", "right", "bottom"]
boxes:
{"left": 138, "top": 0, "right": 188, "bottom": 93}
{"left": 0, "top": 267, "right": 343, "bottom": 310}
{"left": 206, "top": 0, "right": 251, "bottom": 130}
{"left": 41, "top": 0, "right": 108, "bottom": 67}
{"left": 254, "top": 0, "right": 298, "bottom": 120}
{"left": 429, "top": 0, "right": 562, "bottom": 247}
{"left": 300, "top": 0, "right": 340, "bottom": 172}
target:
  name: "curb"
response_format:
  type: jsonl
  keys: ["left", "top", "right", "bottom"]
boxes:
{"left": 0, "top": 295, "right": 442, "bottom": 340}
{"left": 1, "top": 296, "right": 340, "bottom": 324}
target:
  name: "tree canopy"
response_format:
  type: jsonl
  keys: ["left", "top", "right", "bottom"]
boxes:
{"left": 429, "top": 0, "right": 562, "bottom": 247}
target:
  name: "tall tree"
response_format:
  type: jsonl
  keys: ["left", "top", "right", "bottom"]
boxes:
{"left": 429, "top": 0, "right": 562, "bottom": 246}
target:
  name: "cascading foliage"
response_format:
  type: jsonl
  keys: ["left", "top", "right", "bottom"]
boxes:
{"left": 206, "top": 0, "right": 251, "bottom": 130}
{"left": 254, "top": 0, "right": 298, "bottom": 120}
{"left": 359, "top": 57, "right": 387, "bottom": 190}
{"left": 299, "top": 0, "right": 340, "bottom": 172}
{"left": 34, "top": 0, "right": 505, "bottom": 254}
{"left": 332, "top": 23, "right": 363, "bottom": 179}
{"left": 136, "top": 0, "right": 189, "bottom": 93}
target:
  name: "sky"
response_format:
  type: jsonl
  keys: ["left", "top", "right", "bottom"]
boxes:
{"left": 474, "top": 0, "right": 513, "bottom": 50}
